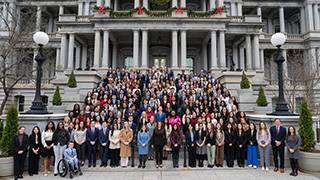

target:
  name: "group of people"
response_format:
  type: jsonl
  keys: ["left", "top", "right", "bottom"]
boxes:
{"left": 12, "top": 68, "right": 301, "bottom": 179}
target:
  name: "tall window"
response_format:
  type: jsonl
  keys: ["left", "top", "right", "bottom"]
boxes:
{"left": 124, "top": 57, "right": 133, "bottom": 68}
{"left": 186, "top": 57, "right": 194, "bottom": 73}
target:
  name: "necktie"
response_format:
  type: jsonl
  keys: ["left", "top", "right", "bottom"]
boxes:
{"left": 276, "top": 126, "right": 280, "bottom": 135}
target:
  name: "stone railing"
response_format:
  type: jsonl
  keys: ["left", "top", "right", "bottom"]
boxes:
{"left": 229, "top": 16, "right": 243, "bottom": 23}
{"left": 18, "top": 78, "right": 54, "bottom": 85}
{"left": 77, "top": 16, "right": 91, "bottom": 22}
{"left": 59, "top": 14, "right": 77, "bottom": 22}
{"left": 243, "top": 15, "right": 261, "bottom": 23}
{"left": 261, "top": 33, "right": 303, "bottom": 41}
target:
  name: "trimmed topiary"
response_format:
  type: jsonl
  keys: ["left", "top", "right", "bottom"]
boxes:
{"left": 256, "top": 86, "right": 268, "bottom": 106}
{"left": 0, "top": 105, "right": 19, "bottom": 156}
{"left": 240, "top": 71, "right": 250, "bottom": 89}
{"left": 53, "top": 86, "right": 62, "bottom": 106}
{"left": 67, "top": 71, "right": 77, "bottom": 88}
{"left": 299, "top": 100, "right": 315, "bottom": 152}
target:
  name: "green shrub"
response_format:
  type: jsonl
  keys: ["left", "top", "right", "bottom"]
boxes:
{"left": 298, "top": 100, "right": 315, "bottom": 152}
{"left": 0, "top": 105, "right": 19, "bottom": 156}
{"left": 240, "top": 71, "right": 250, "bottom": 89}
{"left": 53, "top": 86, "right": 62, "bottom": 106}
{"left": 256, "top": 86, "right": 268, "bottom": 106}
{"left": 0, "top": 120, "right": 3, "bottom": 140}
{"left": 67, "top": 71, "right": 77, "bottom": 88}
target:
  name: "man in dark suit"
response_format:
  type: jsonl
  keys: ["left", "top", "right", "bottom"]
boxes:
{"left": 155, "top": 106, "right": 166, "bottom": 122}
{"left": 13, "top": 126, "right": 29, "bottom": 180}
{"left": 98, "top": 121, "right": 109, "bottom": 167}
{"left": 270, "top": 118, "right": 287, "bottom": 173}
{"left": 86, "top": 121, "right": 99, "bottom": 167}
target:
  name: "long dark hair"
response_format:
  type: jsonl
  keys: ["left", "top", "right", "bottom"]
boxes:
{"left": 45, "top": 121, "right": 55, "bottom": 132}
{"left": 30, "top": 126, "right": 41, "bottom": 142}
{"left": 287, "top": 126, "right": 296, "bottom": 136}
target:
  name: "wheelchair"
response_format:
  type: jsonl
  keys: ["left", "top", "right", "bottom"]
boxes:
{"left": 57, "top": 158, "right": 83, "bottom": 178}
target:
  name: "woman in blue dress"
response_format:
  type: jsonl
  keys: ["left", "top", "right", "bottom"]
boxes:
{"left": 138, "top": 125, "right": 150, "bottom": 168}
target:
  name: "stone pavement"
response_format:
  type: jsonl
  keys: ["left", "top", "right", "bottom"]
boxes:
{"left": 3, "top": 166, "right": 319, "bottom": 180}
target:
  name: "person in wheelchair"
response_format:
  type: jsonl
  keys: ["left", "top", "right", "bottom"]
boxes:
{"left": 64, "top": 141, "right": 82, "bottom": 178}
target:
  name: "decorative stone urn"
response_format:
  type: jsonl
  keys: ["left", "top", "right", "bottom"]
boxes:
{"left": 299, "top": 151, "right": 320, "bottom": 172}
{"left": 0, "top": 156, "right": 14, "bottom": 177}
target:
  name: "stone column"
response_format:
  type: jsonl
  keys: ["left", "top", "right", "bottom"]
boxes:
{"left": 181, "top": 0, "right": 186, "bottom": 8}
{"left": 134, "top": 0, "right": 140, "bottom": 8}
{"left": 245, "top": 35, "right": 252, "bottom": 70}
{"left": 313, "top": 4, "right": 320, "bottom": 30}
{"left": 257, "top": 6, "right": 262, "bottom": 22}
{"left": 67, "top": 34, "right": 75, "bottom": 70}
{"left": 84, "top": 2, "right": 90, "bottom": 15}
{"left": 81, "top": 46, "right": 88, "bottom": 70}
{"left": 231, "top": 2, "right": 237, "bottom": 16}
{"left": 141, "top": 30, "right": 148, "bottom": 68}
{"left": 180, "top": 30, "right": 187, "bottom": 68}
{"left": 210, "top": 0, "right": 216, "bottom": 10}
{"left": 219, "top": 31, "right": 226, "bottom": 69}
{"left": 202, "top": 0, "right": 206, "bottom": 11}
{"left": 102, "top": 30, "right": 110, "bottom": 67}
{"left": 202, "top": 43, "right": 208, "bottom": 70}
{"left": 260, "top": 49, "right": 264, "bottom": 71}
{"left": 237, "top": 2, "right": 242, "bottom": 16}
{"left": 78, "top": 2, "right": 83, "bottom": 16}
{"left": 279, "top": 7, "right": 285, "bottom": 32}
{"left": 232, "top": 45, "right": 238, "bottom": 70}
{"left": 267, "top": 18, "right": 273, "bottom": 34}
{"left": 282, "top": 50, "right": 288, "bottom": 76}
{"left": 75, "top": 47, "right": 81, "bottom": 69}
{"left": 143, "top": 0, "right": 148, "bottom": 9}
{"left": 59, "top": 34, "right": 67, "bottom": 70}
{"left": 253, "top": 35, "right": 260, "bottom": 70}
{"left": 300, "top": 7, "right": 306, "bottom": 33}
{"left": 59, "top": 6, "right": 64, "bottom": 21}
{"left": 307, "top": 3, "right": 314, "bottom": 31}
{"left": 172, "top": 30, "right": 178, "bottom": 68}
{"left": 93, "top": 31, "right": 101, "bottom": 68}
{"left": 47, "top": 17, "right": 53, "bottom": 33}
{"left": 112, "top": 43, "right": 118, "bottom": 68}
{"left": 36, "top": 6, "right": 42, "bottom": 31}
{"left": 55, "top": 48, "right": 61, "bottom": 71}
{"left": 210, "top": 30, "right": 218, "bottom": 69}
{"left": 172, "top": 0, "right": 177, "bottom": 8}
{"left": 133, "top": 30, "right": 140, "bottom": 67}
{"left": 239, "top": 46, "right": 245, "bottom": 70}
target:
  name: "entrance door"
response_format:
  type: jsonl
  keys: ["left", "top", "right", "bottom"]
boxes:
{"left": 153, "top": 57, "right": 166, "bottom": 68}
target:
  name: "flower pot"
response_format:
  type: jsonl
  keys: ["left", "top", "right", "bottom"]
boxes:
{"left": 0, "top": 156, "right": 14, "bottom": 177}
{"left": 299, "top": 151, "right": 320, "bottom": 172}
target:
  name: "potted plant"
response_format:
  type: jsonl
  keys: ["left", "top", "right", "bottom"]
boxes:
{"left": 0, "top": 105, "right": 19, "bottom": 177}
{"left": 254, "top": 86, "right": 270, "bottom": 114}
{"left": 50, "top": 86, "right": 65, "bottom": 113}
{"left": 298, "top": 100, "right": 320, "bottom": 172}
{"left": 238, "top": 71, "right": 255, "bottom": 112}
{"left": 67, "top": 71, "right": 77, "bottom": 88}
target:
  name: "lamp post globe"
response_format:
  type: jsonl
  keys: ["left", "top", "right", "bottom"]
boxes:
{"left": 25, "top": 31, "right": 51, "bottom": 114}
{"left": 268, "top": 32, "right": 295, "bottom": 116}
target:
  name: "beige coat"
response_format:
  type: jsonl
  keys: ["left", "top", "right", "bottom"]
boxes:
{"left": 119, "top": 128, "right": 133, "bottom": 157}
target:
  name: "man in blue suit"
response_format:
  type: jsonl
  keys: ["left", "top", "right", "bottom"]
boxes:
{"left": 99, "top": 121, "right": 109, "bottom": 167}
{"left": 270, "top": 118, "right": 287, "bottom": 173}
{"left": 86, "top": 121, "right": 99, "bottom": 167}
{"left": 64, "top": 141, "right": 82, "bottom": 178}
{"left": 155, "top": 106, "right": 166, "bottom": 122}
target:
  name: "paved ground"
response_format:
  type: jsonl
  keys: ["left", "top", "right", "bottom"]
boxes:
{"left": 3, "top": 164, "right": 319, "bottom": 180}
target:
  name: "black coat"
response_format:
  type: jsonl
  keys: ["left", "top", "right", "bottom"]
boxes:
{"left": 52, "top": 129, "right": 70, "bottom": 146}
{"left": 224, "top": 129, "right": 236, "bottom": 146}
{"left": 13, "top": 133, "right": 29, "bottom": 155}
{"left": 152, "top": 128, "right": 166, "bottom": 147}
{"left": 270, "top": 126, "right": 286, "bottom": 147}
{"left": 235, "top": 131, "right": 247, "bottom": 147}
{"left": 28, "top": 134, "right": 42, "bottom": 152}
{"left": 246, "top": 129, "right": 258, "bottom": 146}
{"left": 205, "top": 131, "right": 216, "bottom": 145}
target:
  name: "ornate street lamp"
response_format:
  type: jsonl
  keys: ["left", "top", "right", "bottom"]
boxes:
{"left": 268, "top": 32, "right": 295, "bottom": 116}
{"left": 25, "top": 31, "right": 51, "bottom": 114}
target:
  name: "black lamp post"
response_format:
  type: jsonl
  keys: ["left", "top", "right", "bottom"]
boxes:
{"left": 268, "top": 32, "right": 295, "bottom": 116}
{"left": 25, "top": 32, "right": 51, "bottom": 114}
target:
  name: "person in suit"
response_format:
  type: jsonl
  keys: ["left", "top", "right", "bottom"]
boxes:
{"left": 286, "top": 126, "right": 300, "bottom": 176}
{"left": 151, "top": 121, "right": 166, "bottom": 168}
{"left": 270, "top": 118, "right": 287, "bottom": 173}
{"left": 155, "top": 106, "right": 166, "bottom": 122}
{"left": 170, "top": 124, "right": 183, "bottom": 168}
{"left": 137, "top": 125, "right": 150, "bottom": 168}
{"left": 64, "top": 141, "right": 82, "bottom": 179}
{"left": 186, "top": 124, "right": 196, "bottom": 168}
{"left": 28, "top": 126, "right": 42, "bottom": 176}
{"left": 98, "top": 121, "right": 109, "bottom": 167}
{"left": 224, "top": 122, "right": 236, "bottom": 167}
{"left": 235, "top": 123, "right": 246, "bottom": 167}
{"left": 247, "top": 122, "right": 258, "bottom": 168}
{"left": 13, "top": 126, "right": 28, "bottom": 180}
{"left": 86, "top": 121, "right": 99, "bottom": 167}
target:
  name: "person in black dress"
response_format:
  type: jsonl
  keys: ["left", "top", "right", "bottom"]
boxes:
{"left": 224, "top": 123, "right": 236, "bottom": 167}
{"left": 151, "top": 121, "right": 166, "bottom": 168}
{"left": 28, "top": 126, "right": 42, "bottom": 176}
{"left": 186, "top": 124, "right": 196, "bottom": 168}
{"left": 13, "top": 126, "right": 29, "bottom": 180}
{"left": 236, "top": 123, "right": 246, "bottom": 167}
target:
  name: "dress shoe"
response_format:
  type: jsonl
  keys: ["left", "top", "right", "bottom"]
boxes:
{"left": 273, "top": 167, "right": 278, "bottom": 172}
